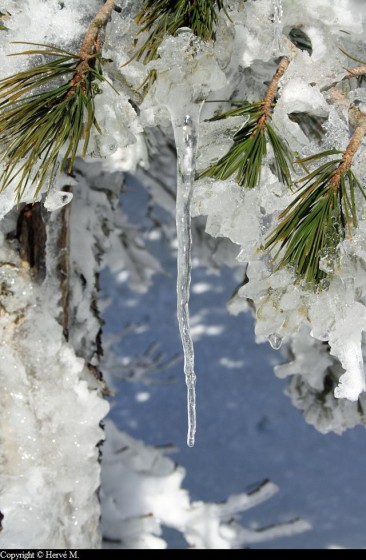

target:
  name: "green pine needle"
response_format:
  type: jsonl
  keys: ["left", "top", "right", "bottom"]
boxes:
{"left": 0, "top": 43, "right": 108, "bottom": 201}
{"left": 132, "top": 0, "right": 229, "bottom": 64}
{"left": 339, "top": 47, "right": 366, "bottom": 66}
{"left": 198, "top": 101, "right": 293, "bottom": 189}
{"left": 265, "top": 150, "right": 366, "bottom": 285}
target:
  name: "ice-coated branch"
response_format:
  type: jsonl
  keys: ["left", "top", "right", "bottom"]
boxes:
{"left": 199, "top": 54, "right": 293, "bottom": 189}
{"left": 69, "top": 0, "right": 116, "bottom": 94}
{"left": 259, "top": 55, "right": 290, "bottom": 125}
{"left": 80, "top": 0, "right": 116, "bottom": 54}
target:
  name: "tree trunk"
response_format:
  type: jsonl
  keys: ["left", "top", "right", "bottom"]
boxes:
{"left": 0, "top": 161, "right": 122, "bottom": 548}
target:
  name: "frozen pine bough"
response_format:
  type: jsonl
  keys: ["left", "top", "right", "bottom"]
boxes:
{"left": 191, "top": 0, "right": 366, "bottom": 432}
{"left": 109, "top": 0, "right": 366, "bottom": 433}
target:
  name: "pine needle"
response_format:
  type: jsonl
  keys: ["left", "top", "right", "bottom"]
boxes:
{"left": 265, "top": 150, "right": 366, "bottom": 285}
{"left": 199, "top": 57, "right": 293, "bottom": 189}
{"left": 0, "top": 0, "right": 116, "bottom": 202}
{"left": 198, "top": 101, "right": 293, "bottom": 188}
{"left": 131, "top": 0, "right": 229, "bottom": 64}
{"left": 0, "top": 44, "right": 108, "bottom": 201}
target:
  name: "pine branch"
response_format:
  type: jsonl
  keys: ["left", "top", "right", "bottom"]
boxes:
{"left": 198, "top": 56, "right": 293, "bottom": 188}
{"left": 131, "top": 0, "right": 228, "bottom": 65}
{"left": 322, "top": 49, "right": 366, "bottom": 92}
{"left": 0, "top": 0, "right": 116, "bottom": 201}
{"left": 339, "top": 48, "right": 366, "bottom": 78}
{"left": 265, "top": 120, "right": 366, "bottom": 285}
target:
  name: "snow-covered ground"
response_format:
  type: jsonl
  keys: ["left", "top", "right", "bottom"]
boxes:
{"left": 101, "top": 178, "right": 366, "bottom": 549}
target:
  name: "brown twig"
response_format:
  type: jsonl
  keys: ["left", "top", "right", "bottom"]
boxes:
{"left": 16, "top": 203, "right": 47, "bottom": 280}
{"left": 257, "top": 56, "right": 290, "bottom": 128}
{"left": 322, "top": 64, "right": 366, "bottom": 93}
{"left": 345, "top": 64, "right": 366, "bottom": 78}
{"left": 69, "top": 0, "right": 116, "bottom": 94}
{"left": 329, "top": 118, "right": 366, "bottom": 189}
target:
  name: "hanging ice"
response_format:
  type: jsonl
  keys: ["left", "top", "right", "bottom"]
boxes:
{"left": 173, "top": 113, "right": 199, "bottom": 447}
{"left": 150, "top": 31, "right": 227, "bottom": 446}
{"left": 268, "top": 333, "right": 283, "bottom": 350}
{"left": 272, "top": 0, "right": 283, "bottom": 54}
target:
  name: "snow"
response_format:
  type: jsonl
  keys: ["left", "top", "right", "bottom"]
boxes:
{"left": 0, "top": 215, "right": 108, "bottom": 548}
{"left": 101, "top": 420, "right": 310, "bottom": 549}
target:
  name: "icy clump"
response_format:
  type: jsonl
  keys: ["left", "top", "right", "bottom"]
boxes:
{"left": 277, "top": 327, "right": 366, "bottom": 434}
{"left": 234, "top": 0, "right": 280, "bottom": 67}
{"left": 272, "top": 0, "right": 284, "bottom": 54}
{"left": 92, "top": 76, "right": 142, "bottom": 161}
{"left": 273, "top": 77, "right": 329, "bottom": 148}
{"left": 148, "top": 31, "right": 227, "bottom": 113}
{"left": 329, "top": 304, "right": 366, "bottom": 401}
{"left": 101, "top": 421, "right": 310, "bottom": 549}
{"left": 303, "top": 0, "right": 363, "bottom": 33}
{"left": 0, "top": 183, "right": 26, "bottom": 221}
{"left": 44, "top": 189, "right": 73, "bottom": 211}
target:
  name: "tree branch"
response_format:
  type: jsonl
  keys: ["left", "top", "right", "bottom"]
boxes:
{"left": 259, "top": 56, "right": 290, "bottom": 124}
{"left": 70, "top": 0, "right": 115, "bottom": 94}
{"left": 330, "top": 118, "right": 366, "bottom": 190}
{"left": 346, "top": 64, "right": 366, "bottom": 78}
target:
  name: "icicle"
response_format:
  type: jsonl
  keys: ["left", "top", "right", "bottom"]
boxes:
{"left": 152, "top": 31, "right": 227, "bottom": 446}
{"left": 268, "top": 333, "right": 283, "bottom": 350}
{"left": 272, "top": 0, "right": 283, "bottom": 54}
{"left": 171, "top": 109, "right": 200, "bottom": 447}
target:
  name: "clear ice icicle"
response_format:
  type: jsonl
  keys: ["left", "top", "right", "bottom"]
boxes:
{"left": 173, "top": 112, "right": 199, "bottom": 447}
{"left": 272, "top": 0, "right": 283, "bottom": 54}
{"left": 268, "top": 333, "right": 282, "bottom": 350}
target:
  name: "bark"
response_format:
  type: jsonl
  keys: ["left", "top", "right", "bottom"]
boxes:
{"left": 0, "top": 161, "right": 122, "bottom": 547}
